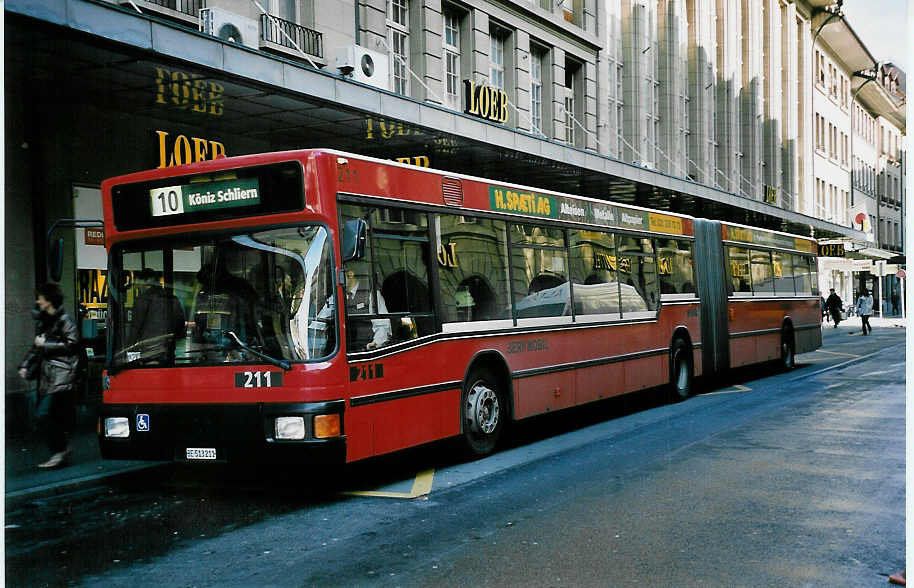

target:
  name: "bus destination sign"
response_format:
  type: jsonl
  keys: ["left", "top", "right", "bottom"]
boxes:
{"left": 150, "top": 178, "right": 261, "bottom": 217}
{"left": 487, "top": 185, "right": 684, "bottom": 235}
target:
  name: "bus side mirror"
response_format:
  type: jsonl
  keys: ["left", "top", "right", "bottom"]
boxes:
{"left": 341, "top": 219, "right": 368, "bottom": 262}
{"left": 48, "top": 237, "right": 64, "bottom": 282}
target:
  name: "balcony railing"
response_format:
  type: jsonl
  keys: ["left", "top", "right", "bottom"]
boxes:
{"left": 143, "top": 0, "right": 203, "bottom": 18}
{"left": 261, "top": 15, "right": 323, "bottom": 59}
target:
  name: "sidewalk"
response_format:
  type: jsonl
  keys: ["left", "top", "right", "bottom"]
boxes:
{"left": 820, "top": 313, "right": 908, "bottom": 337}
{"left": 5, "top": 405, "right": 161, "bottom": 507}
{"left": 5, "top": 314, "right": 906, "bottom": 507}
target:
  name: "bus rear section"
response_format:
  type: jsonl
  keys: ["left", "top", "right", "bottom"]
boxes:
{"left": 693, "top": 219, "right": 822, "bottom": 377}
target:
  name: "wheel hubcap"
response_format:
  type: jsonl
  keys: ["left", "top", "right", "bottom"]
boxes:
{"left": 466, "top": 383, "right": 499, "bottom": 435}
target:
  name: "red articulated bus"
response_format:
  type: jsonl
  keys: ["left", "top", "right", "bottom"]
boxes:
{"left": 98, "top": 149, "right": 822, "bottom": 464}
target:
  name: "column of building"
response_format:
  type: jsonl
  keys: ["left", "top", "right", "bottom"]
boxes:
{"left": 715, "top": 0, "right": 742, "bottom": 195}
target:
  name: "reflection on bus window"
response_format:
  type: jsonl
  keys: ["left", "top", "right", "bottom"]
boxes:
{"left": 436, "top": 215, "right": 510, "bottom": 322}
{"left": 511, "top": 223, "right": 568, "bottom": 318}
{"left": 750, "top": 249, "right": 774, "bottom": 295}
{"left": 657, "top": 239, "right": 695, "bottom": 295}
{"left": 568, "top": 229, "right": 620, "bottom": 316}
{"left": 616, "top": 235, "right": 659, "bottom": 311}
{"left": 792, "top": 254, "right": 813, "bottom": 295}
{"left": 772, "top": 250, "right": 795, "bottom": 295}
{"left": 727, "top": 246, "right": 752, "bottom": 293}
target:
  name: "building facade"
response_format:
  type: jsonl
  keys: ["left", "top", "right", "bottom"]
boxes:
{"left": 4, "top": 0, "right": 905, "bottom": 427}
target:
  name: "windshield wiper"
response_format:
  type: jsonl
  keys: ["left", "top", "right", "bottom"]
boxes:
{"left": 225, "top": 331, "right": 291, "bottom": 371}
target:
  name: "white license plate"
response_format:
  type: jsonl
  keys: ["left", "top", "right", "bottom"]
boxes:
{"left": 185, "top": 447, "right": 217, "bottom": 460}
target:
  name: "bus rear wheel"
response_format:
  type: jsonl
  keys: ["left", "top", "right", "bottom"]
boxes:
{"left": 668, "top": 338, "right": 694, "bottom": 402}
{"left": 461, "top": 369, "right": 505, "bottom": 456}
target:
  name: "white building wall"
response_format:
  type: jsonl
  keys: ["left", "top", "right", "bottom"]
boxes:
{"left": 812, "top": 42, "right": 851, "bottom": 228}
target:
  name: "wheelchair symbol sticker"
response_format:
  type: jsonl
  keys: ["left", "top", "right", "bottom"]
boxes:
{"left": 136, "top": 414, "right": 150, "bottom": 432}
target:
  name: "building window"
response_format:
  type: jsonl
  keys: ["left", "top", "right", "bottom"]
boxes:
{"left": 443, "top": 8, "right": 461, "bottom": 110}
{"left": 388, "top": 0, "right": 409, "bottom": 96}
{"left": 490, "top": 29, "right": 505, "bottom": 90}
{"left": 615, "top": 63, "right": 624, "bottom": 157}
{"left": 530, "top": 46, "right": 545, "bottom": 135}
{"left": 565, "top": 90, "right": 575, "bottom": 144}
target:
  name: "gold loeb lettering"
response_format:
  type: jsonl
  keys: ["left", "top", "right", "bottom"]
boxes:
{"left": 154, "top": 66, "right": 224, "bottom": 117}
{"left": 464, "top": 81, "right": 508, "bottom": 124}
{"left": 394, "top": 156, "right": 430, "bottom": 167}
{"left": 479, "top": 86, "right": 490, "bottom": 119}
{"left": 157, "top": 130, "right": 227, "bottom": 168}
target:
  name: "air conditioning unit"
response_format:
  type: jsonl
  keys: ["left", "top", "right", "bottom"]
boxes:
{"left": 199, "top": 7, "right": 259, "bottom": 50}
{"left": 335, "top": 46, "right": 390, "bottom": 91}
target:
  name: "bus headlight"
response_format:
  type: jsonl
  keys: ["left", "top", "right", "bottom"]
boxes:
{"left": 104, "top": 417, "right": 130, "bottom": 438}
{"left": 275, "top": 417, "right": 306, "bottom": 440}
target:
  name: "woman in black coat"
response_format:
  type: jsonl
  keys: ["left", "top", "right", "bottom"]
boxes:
{"left": 18, "top": 283, "right": 80, "bottom": 468}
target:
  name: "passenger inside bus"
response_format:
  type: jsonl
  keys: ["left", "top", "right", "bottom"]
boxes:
{"left": 344, "top": 262, "right": 391, "bottom": 351}
{"left": 127, "top": 268, "right": 186, "bottom": 362}
{"left": 192, "top": 261, "right": 260, "bottom": 356}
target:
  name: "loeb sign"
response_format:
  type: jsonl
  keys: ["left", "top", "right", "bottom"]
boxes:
{"left": 464, "top": 80, "right": 509, "bottom": 124}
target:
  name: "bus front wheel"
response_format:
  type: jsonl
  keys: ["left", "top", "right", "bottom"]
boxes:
{"left": 669, "top": 338, "right": 694, "bottom": 402}
{"left": 461, "top": 369, "right": 504, "bottom": 456}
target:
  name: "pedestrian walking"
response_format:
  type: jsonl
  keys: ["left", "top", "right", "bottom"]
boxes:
{"left": 825, "top": 288, "right": 843, "bottom": 328}
{"left": 17, "top": 283, "right": 80, "bottom": 468}
{"left": 856, "top": 289, "right": 874, "bottom": 335}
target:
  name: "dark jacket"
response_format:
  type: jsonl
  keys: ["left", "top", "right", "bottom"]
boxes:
{"left": 128, "top": 286, "right": 185, "bottom": 347}
{"left": 19, "top": 307, "right": 80, "bottom": 394}
{"left": 825, "top": 292, "right": 843, "bottom": 313}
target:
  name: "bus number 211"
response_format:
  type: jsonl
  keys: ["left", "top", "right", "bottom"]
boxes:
{"left": 234, "top": 371, "right": 283, "bottom": 388}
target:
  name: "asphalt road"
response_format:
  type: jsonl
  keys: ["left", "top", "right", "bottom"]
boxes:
{"left": 6, "top": 324, "right": 905, "bottom": 587}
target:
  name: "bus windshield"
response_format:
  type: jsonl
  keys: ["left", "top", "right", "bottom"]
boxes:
{"left": 109, "top": 225, "right": 336, "bottom": 370}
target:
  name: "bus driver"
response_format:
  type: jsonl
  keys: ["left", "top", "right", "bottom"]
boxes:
{"left": 344, "top": 263, "right": 391, "bottom": 351}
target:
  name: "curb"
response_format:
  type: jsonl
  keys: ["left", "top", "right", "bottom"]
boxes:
{"left": 5, "top": 462, "right": 170, "bottom": 509}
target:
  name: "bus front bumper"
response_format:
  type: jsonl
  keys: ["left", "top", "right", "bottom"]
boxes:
{"left": 98, "top": 401, "right": 346, "bottom": 464}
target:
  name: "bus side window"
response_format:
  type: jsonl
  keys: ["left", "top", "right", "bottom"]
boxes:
{"left": 750, "top": 249, "right": 775, "bottom": 295}
{"left": 727, "top": 246, "right": 752, "bottom": 294}
{"left": 657, "top": 239, "right": 695, "bottom": 295}
{"left": 792, "top": 254, "right": 813, "bottom": 295}
{"left": 568, "top": 229, "right": 620, "bottom": 317}
{"left": 616, "top": 235, "right": 658, "bottom": 312}
{"left": 772, "top": 250, "right": 795, "bottom": 296}
{"left": 435, "top": 214, "right": 510, "bottom": 323}
{"left": 370, "top": 206, "right": 435, "bottom": 346}
{"left": 510, "top": 223, "right": 569, "bottom": 318}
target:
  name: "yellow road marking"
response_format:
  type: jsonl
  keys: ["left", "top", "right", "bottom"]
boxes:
{"left": 344, "top": 469, "right": 435, "bottom": 499}
{"left": 704, "top": 384, "right": 751, "bottom": 396}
